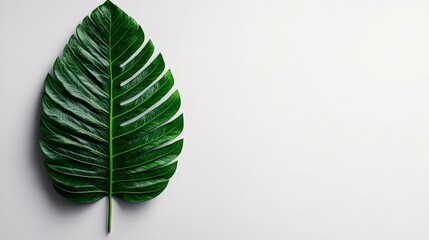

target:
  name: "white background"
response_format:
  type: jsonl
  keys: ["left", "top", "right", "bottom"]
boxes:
{"left": 1, "top": 0, "right": 429, "bottom": 239}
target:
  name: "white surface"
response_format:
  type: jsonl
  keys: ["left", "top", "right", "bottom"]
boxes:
{"left": 1, "top": 0, "right": 429, "bottom": 239}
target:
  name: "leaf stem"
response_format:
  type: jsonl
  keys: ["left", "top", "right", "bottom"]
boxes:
{"left": 108, "top": 196, "right": 112, "bottom": 232}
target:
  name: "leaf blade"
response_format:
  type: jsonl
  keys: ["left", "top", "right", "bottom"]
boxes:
{"left": 40, "top": 1, "right": 183, "bottom": 231}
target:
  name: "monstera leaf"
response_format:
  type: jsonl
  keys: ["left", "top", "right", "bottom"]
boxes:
{"left": 39, "top": 0, "right": 183, "bottom": 232}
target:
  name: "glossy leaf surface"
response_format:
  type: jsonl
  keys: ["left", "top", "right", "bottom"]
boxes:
{"left": 39, "top": 0, "right": 183, "bottom": 232}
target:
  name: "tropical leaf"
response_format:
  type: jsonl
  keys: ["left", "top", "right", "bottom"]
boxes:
{"left": 39, "top": 0, "right": 183, "bottom": 232}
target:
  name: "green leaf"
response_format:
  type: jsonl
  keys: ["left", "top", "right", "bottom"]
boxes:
{"left": 39, "top": 1, "right": 184, "bottom": 233}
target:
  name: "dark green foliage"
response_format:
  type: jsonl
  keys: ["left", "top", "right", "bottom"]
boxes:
{"left": 39, "top": 1, "right": 183, "bottom": 232}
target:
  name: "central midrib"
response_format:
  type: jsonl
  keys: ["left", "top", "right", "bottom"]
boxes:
{"left": 107, "top": 0, "right": 114, "bottom": 233}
